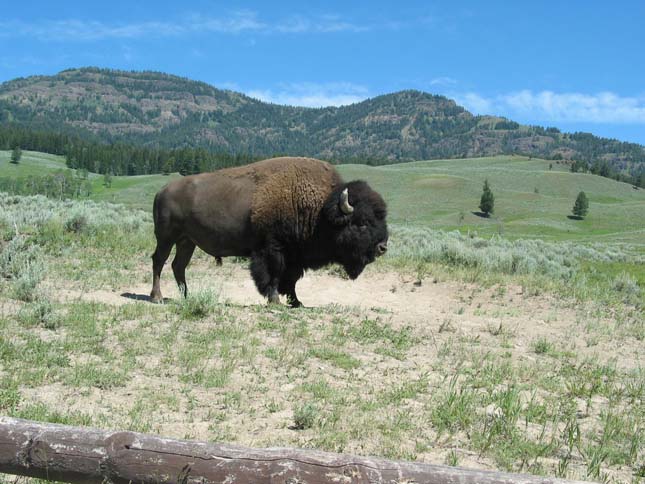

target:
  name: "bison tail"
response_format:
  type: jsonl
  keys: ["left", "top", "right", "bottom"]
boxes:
{"left": 152, "top": 192, "right": 160, "bottom": 227}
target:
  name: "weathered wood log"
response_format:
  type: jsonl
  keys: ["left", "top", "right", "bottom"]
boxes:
{"left": 0, "top": 417, "right": 589, "bottom": 483}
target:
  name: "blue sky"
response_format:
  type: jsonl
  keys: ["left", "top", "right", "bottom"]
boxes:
{"left": 1, "top": 1, "right": 644, "bottom": 144}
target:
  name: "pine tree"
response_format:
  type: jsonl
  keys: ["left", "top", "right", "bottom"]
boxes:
{"left": 479, "top": 179, "right": 495, "bottom": 217}
{"left": 10, "top": 146, "right": 22, "bottom": 164}
{"left": 572, "top": 191, "right": 589, "bottom": 219}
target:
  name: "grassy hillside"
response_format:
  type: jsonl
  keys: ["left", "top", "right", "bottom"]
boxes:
{"left": 0, "top": 150, "right": 179, "bottom": 209}
{"left": 89, "top": 172, "right": 181, "bottom": 207}
{"left": 0, "top": 150, "right": 67, "bottom": 176}
{"left": 2, "top": 151, "right": 644, "bottom": 244}
{"left": 339, "top": 156, "right": 645, "bottom": 244}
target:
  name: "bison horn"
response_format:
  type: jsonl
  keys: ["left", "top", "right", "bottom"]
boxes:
{"left": 340, "top": 188, "right": 354, "bottom": 214}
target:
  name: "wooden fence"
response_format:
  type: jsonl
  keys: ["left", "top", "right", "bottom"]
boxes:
{"left": 0, "top": 417, "right": 590, "bottom": 483}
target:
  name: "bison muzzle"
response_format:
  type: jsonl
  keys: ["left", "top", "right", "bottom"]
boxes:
{"left": 150, "top": 157, "right": 388, "bottom": 307}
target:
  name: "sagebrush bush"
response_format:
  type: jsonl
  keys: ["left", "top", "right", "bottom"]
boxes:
{"left": 613, "top": 272, "right": 639, "bottom": 294}
{"left": 0, "top": 193, "right": 150, "bottom": 234}
{"left": 612, "top": 272, "right": 641, "bottom": 305}
{"left": 64, "top": 213, "right": 89, "bottom": 234}
{"left": 387, "top": 225, "right": 639, "bottom": 280}
{"left": 0, "top": 235, "right": 45, "bottom": 301}
{"left": 18, "top": 298, "right": 58, "bottom": 329}
{"left": 11, "top": 272, "right": 43, "bottom": 302}
{"left": 0, "top": 236, "right": 43, "bottom": 280}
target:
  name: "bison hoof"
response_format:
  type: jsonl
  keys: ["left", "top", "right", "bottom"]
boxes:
{"left": 268, "top": 291, "right": 280, "bottom": 305}
{"left": 150, "top": 293, "right": 164, "bottom": 304}
{"left": 287, "top": 297, "right": 303, "bottom": 308}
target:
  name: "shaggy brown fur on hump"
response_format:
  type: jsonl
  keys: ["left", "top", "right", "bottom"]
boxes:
{"left": 248, "top": 157, "right": 342, "bottom": 240}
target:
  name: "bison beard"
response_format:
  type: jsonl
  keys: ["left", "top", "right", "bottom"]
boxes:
{"left": 150, "top": 157, "right": 388, "bottom": 308}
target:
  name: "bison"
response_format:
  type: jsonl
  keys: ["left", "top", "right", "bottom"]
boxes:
{"left": 150, "top": 157, "right": 388, "bottom": 307}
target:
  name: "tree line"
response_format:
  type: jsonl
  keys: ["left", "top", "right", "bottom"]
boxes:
{"left": 1, "top": 123, "right": 644, "bottom": 187}
{"left": 566, "top": 157, "right": 645, "bottom": 187}
{"left": 0, "top": 124, "right": 259, "bottom": 176}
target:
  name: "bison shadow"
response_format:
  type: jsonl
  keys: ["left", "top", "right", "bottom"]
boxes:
{"left": 567, "top": 215, "right": 584, "bottom": 220}
{"left": 121, "top": 292, "right": 170, "bottom": 303}
{"left": 471, "top": 211, "right": 491, "bottom": 218}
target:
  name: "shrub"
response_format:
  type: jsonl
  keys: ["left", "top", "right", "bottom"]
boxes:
{"left": 64, "top": 213, "right": 88, "bottom": 234}
{"left": 293, "top": 402, "right": 319, "bottom": 430}
{"left": 12, "top": 273, "right": 43, "bottom": 302}
{"left": 18, "top": 298, "right": 58, "bottom": 329}
{"left": 613, "top": 272, "right": 641, "bottom": 305}
{"left": 0, "top": 235, "right": 45, "bottom": 301}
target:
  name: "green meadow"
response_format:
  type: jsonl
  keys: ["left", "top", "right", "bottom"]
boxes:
{"left": 3, "top": 150, "right": 643, "bottom": 245}
{"left": 339, "top": 156, "right": 645, "bottom": 244}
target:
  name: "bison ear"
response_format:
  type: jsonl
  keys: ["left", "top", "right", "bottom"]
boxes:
{"left": 340, "top": 188, "right": 354, "bottom": 214}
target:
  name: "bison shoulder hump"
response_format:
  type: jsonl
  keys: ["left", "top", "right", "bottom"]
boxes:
{"left": 251, "top": 158, "right": 340, "bottom": 238}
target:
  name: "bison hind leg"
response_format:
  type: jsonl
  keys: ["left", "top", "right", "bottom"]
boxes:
{"left": 151, "top": 240, "right": 174, "bottom": 303}
{"left": 172, "top": 238, "right": 196, "bottom": 298}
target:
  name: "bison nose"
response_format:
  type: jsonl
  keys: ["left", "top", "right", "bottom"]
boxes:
{"left": 376, "top": 242, "right": 388, "bottom": 256}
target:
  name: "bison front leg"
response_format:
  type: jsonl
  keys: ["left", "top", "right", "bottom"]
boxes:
{"left": 250, "top": 245, "right": 285, "bottom": 305}
{"left": 172, "top": 237, "right": 196, "bottom": 298}
{"left": 279, "top": 265, "right": 304, "bottom": 308}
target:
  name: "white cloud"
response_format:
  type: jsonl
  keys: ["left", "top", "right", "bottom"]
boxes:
{"left": 429, "top": 76, "right": 457, "bottom": 86}
{"left": 454, "top": 90, "right": 645, "bottom": 124}
{"left": 273, "top": 15, "right": 368, "bottom": 33}
{"left": 0, "top": 11, "right": 369, "bottom": 41}
{"left": 453, "top": 92, "right": 492, "bottom": 114}
{"left": 246, "top": 82, "right": 370, "bottom": 107}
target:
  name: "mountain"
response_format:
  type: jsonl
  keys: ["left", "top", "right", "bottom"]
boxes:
{"left": 1, "top": 67, "right": 644, "bottom": 175}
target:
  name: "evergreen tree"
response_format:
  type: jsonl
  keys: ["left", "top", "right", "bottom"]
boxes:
{"left": 572, "top": 191, "right": 589, "bottom": 219}
{"left": 10, "top": 146, "right": 22, "bottom": 164}
{"left": 479, "top": 179, "right": 495, "bottom": 217}
{"left": 103, "top": 172, "right": 113, "bottom": 188}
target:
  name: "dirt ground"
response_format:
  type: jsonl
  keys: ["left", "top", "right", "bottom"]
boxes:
{"left": 63, "top": 260, "right": 641, "bottom": 371}
{"left": 5, "top": 259, "right": 643, "bottom": 482}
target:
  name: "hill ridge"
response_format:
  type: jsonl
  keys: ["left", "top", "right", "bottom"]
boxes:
{"left": 0, "top": 67, "right": 644, "bottom": 180}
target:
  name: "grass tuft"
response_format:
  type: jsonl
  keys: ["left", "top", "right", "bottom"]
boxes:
{"left": 293, "top": 402, "right": 319, "bottom": 430}
{"left": 174, "top": 288, "right": 219, "bottom": 319}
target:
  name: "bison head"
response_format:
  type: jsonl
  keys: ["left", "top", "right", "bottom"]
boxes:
{"left": 322, "top": 180, "right": 388, "bottom": 279}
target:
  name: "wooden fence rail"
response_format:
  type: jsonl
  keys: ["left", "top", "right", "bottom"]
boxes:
{"left": 0, "top": 417, "right": 589, "bottom": 483}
